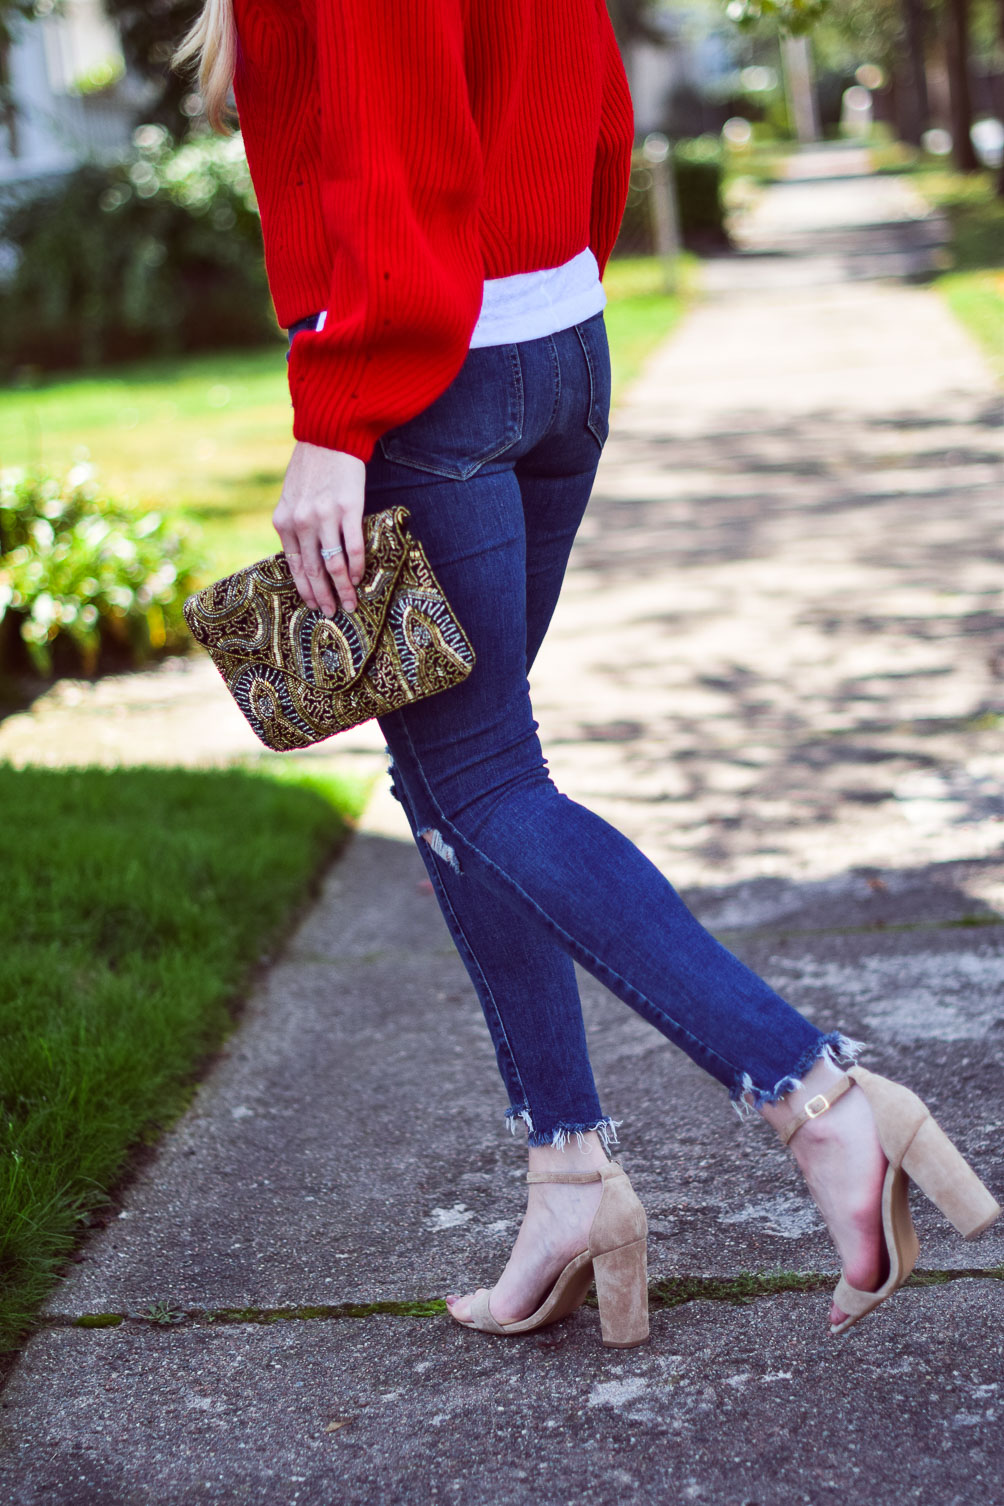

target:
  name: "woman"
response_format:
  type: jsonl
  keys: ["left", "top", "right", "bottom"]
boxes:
{"left": 173, "top": 0, "right": 999, "bottom": 1347}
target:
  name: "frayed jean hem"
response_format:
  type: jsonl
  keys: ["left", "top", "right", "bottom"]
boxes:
{"left": 505, "top": 1107, "right": 622, "bottom": 1152}
{"left": 729, "top": 1032, "right": 865, "bottom": 1119}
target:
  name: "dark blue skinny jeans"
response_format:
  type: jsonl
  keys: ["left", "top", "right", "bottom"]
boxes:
{"left": 287, "top": 311, "right": 856, "bottom": 1146}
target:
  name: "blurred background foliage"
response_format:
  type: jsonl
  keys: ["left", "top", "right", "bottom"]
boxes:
{"left": 99, "top": 0, "right": 201, "bottom": 134}
{"left": 0, "top": 124, "right": 272, "bottom": 375}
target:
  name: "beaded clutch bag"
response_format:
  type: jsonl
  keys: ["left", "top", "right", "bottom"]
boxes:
{"left": 182, "top": 505, "right": 475, "bottom": 751}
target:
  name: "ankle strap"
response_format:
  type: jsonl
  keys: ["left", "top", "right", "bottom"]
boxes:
{"left": 526, "top": 1169, "right": 604, "bottom": 1184}
{"left": 777, "top": 1074, "right": 853, "bottom": 1145}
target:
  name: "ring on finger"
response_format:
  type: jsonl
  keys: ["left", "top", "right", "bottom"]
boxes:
{"left": 320, "top": 545, "right": 344, "bottom": 560}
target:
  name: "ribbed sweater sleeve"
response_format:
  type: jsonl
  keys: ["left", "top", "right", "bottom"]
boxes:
{"left": 589, "top": 0, "right": 635, "bottom": 278}
{"left": 287, "top": 0, "right": 486, "bottom": 460}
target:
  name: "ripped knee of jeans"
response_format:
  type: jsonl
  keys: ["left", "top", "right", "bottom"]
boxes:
{"left": 421, "top": 827, "right": 461, "bottom": 874}
{"left": 385, "top": 747, "right": 402, "bottom": 805}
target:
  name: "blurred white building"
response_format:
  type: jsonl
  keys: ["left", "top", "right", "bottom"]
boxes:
{"left": 0, "top": 0, "right": 148, "bottom": 185}
{"left": 621, "top": 4, "right": 742, "bottom": 138}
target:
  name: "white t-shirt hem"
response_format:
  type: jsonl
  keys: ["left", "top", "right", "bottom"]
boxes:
{"left": 312, "top": 245, "right": 605, "bottom": 349}
{"left": 469, "top": 246, "right": 605, "bottom": 347}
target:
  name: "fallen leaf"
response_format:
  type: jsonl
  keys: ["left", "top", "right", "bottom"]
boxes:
{"left": 324, "top": 1419, "right": 353, "bottom": 1433}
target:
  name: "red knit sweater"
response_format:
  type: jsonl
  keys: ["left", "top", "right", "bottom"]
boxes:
{"left": 231, "top": 0, "right": 635, "bottom": 461}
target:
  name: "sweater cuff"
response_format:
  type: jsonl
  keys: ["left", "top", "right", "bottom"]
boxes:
{"left": 286, "top": 293, "right": 481, "bottom": 464}
{"left": 290, "top": 403, "right": 379, "bottom": 464}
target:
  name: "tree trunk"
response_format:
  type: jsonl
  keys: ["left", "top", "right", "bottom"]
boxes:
{"left": 996, "top": 0, "right": 1004, "bottom": 195}
{"left": 897, "top": 0, "right": 930, "bottom": 146}
{"left": 0, "top": 45, "right": 20, "bottom": 160}
{"left": 782, "top": 34, "right": 821, "bottom": 144}
{"left": 943, "top": 0, "right": 979, "bottom": 172}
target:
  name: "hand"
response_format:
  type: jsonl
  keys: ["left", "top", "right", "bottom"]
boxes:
{"left": 273, "top": 440, "right": 367, "bottom": 615}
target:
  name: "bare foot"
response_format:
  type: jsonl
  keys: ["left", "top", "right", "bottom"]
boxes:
{"left": 446, "top": 1134, "right": 607, "bottom": 1327}
{"left": 760, "top": 1060, "right": 888, "bottom": 1328}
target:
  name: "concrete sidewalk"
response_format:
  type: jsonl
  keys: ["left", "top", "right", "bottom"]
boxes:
{"left": 2, "top": 146, "right": 1003, "bottom": 1504}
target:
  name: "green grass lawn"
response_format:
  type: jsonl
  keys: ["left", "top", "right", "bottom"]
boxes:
{"left": 601, "top": 252, "right": 696, "bottom": 395}
{"left": 0, "top": 762, "right": 368, "bottom": 1352}
{"left": 0, "top": 256, "right": 691, "bottom": 578}
{"left": 0, "top": 344, "right": 295, "bottom": 576}
{"left": 872, "top": 151, "right": 1004, "bottom": 380}
{"left": 914, "top": 169, "right": 1004, "bottom": 381}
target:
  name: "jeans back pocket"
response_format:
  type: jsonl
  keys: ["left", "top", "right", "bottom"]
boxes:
{"left": 574, "top": 311, "right": 611, "bottom": 450}
{"left": 379, "top": 343, "right": 524, "bottom": 480}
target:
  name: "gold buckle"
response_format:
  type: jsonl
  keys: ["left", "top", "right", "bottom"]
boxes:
{"left": 803, "top": 1093, "right": 830, "bottom": 1119}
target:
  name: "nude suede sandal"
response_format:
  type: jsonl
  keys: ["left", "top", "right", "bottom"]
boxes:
{"left": 450, "top": 1160, "right": 650, "bottom": 1348}
{"left": 777, "top": 1063, "right": 1001, "bottom": 1335}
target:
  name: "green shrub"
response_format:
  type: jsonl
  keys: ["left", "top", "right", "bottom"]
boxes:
{"left": 0, "top": 126, "right": 276, "bottom": 375}
{"left": 672, "top": 136, "right": 727, "bottom": 240}
{"left": 613, "top": 137, "right": 727, "bottom": 257}
{"left": 0, "top": 464, "right": 204, "bottom": 677}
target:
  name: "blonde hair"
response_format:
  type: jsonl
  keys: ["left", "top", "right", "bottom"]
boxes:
{"left": 172, "top": 0, "right": 238, "bottom": 135}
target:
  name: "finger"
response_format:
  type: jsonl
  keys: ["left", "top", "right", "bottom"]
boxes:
{"left": 341, "top": 511, "right": 366, "bottom": 590}
{"left": 291, "top": 506, "right": 341, "bottom": 618}
{"left": 274, "top": 528, "right": 318, "bottom": 613}
{"left": 301, "top": 542, "right": 339, "bottom": 618}
{"left": 321, "top": 543, "right": 358, "bottom": 614}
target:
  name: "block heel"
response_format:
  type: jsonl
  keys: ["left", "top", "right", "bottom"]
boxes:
{"left": 451, "top": 1160, "right": 649, "bottom": 1347}
{"left": 901, "top": 1113, "right": 1002, "bottom": 1239}
{"left": 593, "top": 1237, "right": 650, "bottom": 1349}
{"left": 776, "top": 1062, "right": 1001, "bottom": 1335}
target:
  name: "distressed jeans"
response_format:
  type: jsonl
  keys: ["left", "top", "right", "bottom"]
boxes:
{"left": 288, "top": 310, "right": 857, "bottom": 1145}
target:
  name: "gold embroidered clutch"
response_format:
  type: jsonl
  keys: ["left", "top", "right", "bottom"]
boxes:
{"left": 182, "top": 505, "right": 475, "bottom": 751}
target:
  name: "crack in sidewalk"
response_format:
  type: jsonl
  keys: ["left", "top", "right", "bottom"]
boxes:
{"left": 47, "top": 1265, "right": 1004, "bottom": 1333}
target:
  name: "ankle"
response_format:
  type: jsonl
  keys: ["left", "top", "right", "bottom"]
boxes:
{"left": 527, "top": 1130, "right": 609, "bottom": 1176}
{"left": 758, "top": 1058, "right": 850, "bottom": 1140}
